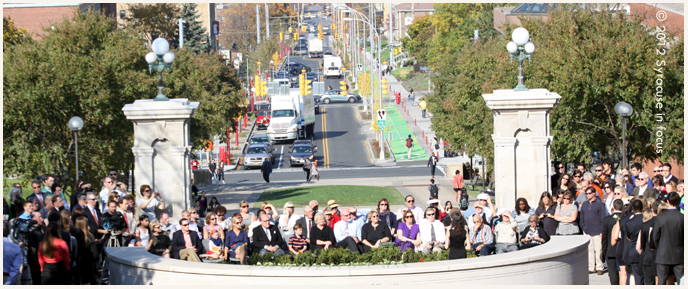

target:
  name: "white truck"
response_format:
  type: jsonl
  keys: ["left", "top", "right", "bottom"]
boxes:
{"left": 323, "top": 55, "right": 343, "bottom": 79}
{"left": 308, "top": 37, "right": 323, "bottom": 58}
{"left": 267, "top": 89, "right": 316, "bottom": 142}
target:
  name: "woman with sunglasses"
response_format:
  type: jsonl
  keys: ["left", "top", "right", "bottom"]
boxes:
{"left": 206, "top": 196, "right": 220, "bottom": 215}
{"left": 557, "top": 173, "right": 576, "bottom": 196}
{"left": 376, "top": 198, "right": 397, "bottom": 238}
{"left": 203, "top": 212, "right": 224, "bottom": 240}
{"left": 535, "top": 192, "right": 558, "bottom": 236}
{"left": 137, "top": 184, "right": 165, "bottom": 221}
{"left": 571, "top": 171, "right": 584, "bottom": 187}
{"left": 395, "top": 211, "right": 421, "bottom": 253}
{"left": 551, "top": 191, "right": 579, "bottom": 235}
{"left": 238, "top": 200, "right": 254, "bottom": 228}
{"left": 148, "top": 219, "right": 172, "bottom": 258}
{"left": 255, "top": 202, "right": 278, "bottom": 224}
{"left": 225, "top": 215, "right": 249, "bottom": 264}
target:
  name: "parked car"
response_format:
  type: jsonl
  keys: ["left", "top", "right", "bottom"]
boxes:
{"left": 255, "top": 110, "right": 271, "bottom": 129}
{"left": 243, "top": 143, "right": 275, "bottom": 169}
{"left": 320, "top": 89, "right": 361, "bottom": 104}
{"left": 289, "top": 141, "right": 317, "bottom": 167}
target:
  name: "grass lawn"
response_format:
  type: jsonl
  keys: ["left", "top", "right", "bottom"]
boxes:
{"left": 256, "top": 185, "right": 405, "bottom": 208}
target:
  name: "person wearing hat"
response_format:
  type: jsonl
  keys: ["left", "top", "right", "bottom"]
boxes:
{"left": 468, "top": 202, "right": 489, "bottom": 231}
{"left": 494, "top": 209, "right": 519, "bottom": 254}
{"left": 278, "top": 201, "right": 300, "bottom": 230}
{"left": 327, "top": 200, "right": 341, "bottom": 218}
{"left": 476, "top": 193, "right": 496, "bottom": 225}
{"left": 427, "top": 199, "right": 442, "bottom": 222}
{"left": 323, "top": 206, "right": 340, "bottom": 229}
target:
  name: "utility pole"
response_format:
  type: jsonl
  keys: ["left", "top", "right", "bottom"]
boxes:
{"left": 256, "top": 5, "right": 261, "bottom": 45}
{"left": 265, "top": 4, "right": 270, "bottom": 40}
{"left": 179, "top": 18, "right": 184, "bottom": 49}
{"left": 389, "top": 3, "right": 393, "bottom": 69}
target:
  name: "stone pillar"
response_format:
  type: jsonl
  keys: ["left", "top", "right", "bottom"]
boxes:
{"left": 122, "top": 99, "right": 200, "bottom": 219}
{"left": 483, "top": 89, "right": 560, "bottom": 209}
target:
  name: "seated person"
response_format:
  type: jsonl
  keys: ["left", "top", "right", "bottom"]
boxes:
{"left": 224, "top": 215, "right": 249, "bottom": 265}
{"left": 333, "top": 208, "right": 362, "bottom": 253}
{"left": 494, "top": 209, "right": 519, "bottom": 254}
{"left": 360, "top": 211, "right": 392, "bottom": 253}
{"left": 417, "top": 207, "right": 445, "bottom": 254}
{"left": 396, "top": 210, "right": 421, "bottom": 253}
{"left": 172, "top": 218, "right": 204, "bottom": 262}
{"left": 310, "top": 212, "right": 336, "bottom": 252}
{"left": 288, "top": 223, "right": 308, "bottom": 255}
{"left": 203, "top": 228, "right": 224, "bottom": 260}
{"left": 251, "top": 214, "right": 285, "bottom": 256}
{"left": 519, "top": 214, "right": 550, "bottom": 250}
{"left": 148, "top": 220, "right": 172, "bottom": 258}
{"left": 467, "top": 202, "right": 489, "bottom": 231}
{"left": 469, "top": 214, "right": 495, "bottom": 256}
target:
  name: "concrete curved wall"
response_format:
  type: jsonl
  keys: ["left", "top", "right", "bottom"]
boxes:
{"left": 108, "top": 235, "right": 589, "bottom": 285}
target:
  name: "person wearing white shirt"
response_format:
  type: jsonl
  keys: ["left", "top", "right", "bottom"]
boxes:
{"left": 278, "top": 202, "right": 301, "bottom": 230}
{"left": 98, "top": 177, "right": 116, "bottom": 212}
{"left": 476, "top": 193, "right": 496, "bottom": 224}
{"left": 417, "top": 207, "right": 445, "bottom": 254}
{"left": 395, "top": 195, "right": 425, "bottom": 221}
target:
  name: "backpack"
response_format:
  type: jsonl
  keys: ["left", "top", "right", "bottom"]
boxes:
{"left": 459, "top": 189, "right": 469, "bottom": 211}
{"left": 429, "top": 184, "right": 439, "bottom": 199}
{"left": 434, "top": 143, "right": 440, "bottom": 150}
{"left": 406, "top": 138, "right": 413, "bottom": 148}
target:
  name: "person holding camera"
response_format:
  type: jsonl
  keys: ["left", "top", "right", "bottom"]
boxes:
{"left": 98, "top": 201, "right": 126, "bottom": 247}
{"left": 137, "top": 185, "right": 165, "bottom": 222}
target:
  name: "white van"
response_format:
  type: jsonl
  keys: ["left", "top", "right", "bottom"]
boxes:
{"left": 323, "top": 55, "right": 343, "bottom": 79}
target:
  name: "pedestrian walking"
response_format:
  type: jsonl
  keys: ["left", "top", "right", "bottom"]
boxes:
{"left": 419, "top": 99, "right": 427, "bottom": 119}
{"left": 260, "top": 157, "right": 272, "bottom": 183}
{"left": 303, "top": 156, "right": 312, "bottom": 182}
{"left": 431, "top": 137, "right": 440, "bottom": 159}
{"left": 216, "top": 161, "right": 225, "bottom": 184}
{"left": 428, "top": 154, "right": 438, "bottom": 178}
{"left": 309, "top": 159, "right": 320, "bottom": 182}
{"left": 208, "top": 159, "right": 217, "bottom": 184}
{"left": 408, "top": 89, "right": 415, "bottom": 105}
{"left": 405, "top": 135, "right": 414, "bottom": 160}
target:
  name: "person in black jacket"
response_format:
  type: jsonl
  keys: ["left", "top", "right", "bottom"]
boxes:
{"left": 638, "top": 202, "right": 659, "bottom": 285}
{"left": 622, "top": 199, "right": 645, "bottom": 284}
{"left": 252, "top": 214, "right": 285, "bottom": 255}
{"left": 519, "top": 214, "right": 550, "bottom": 250}
{"left": 260, "top": 157, "right": 272, "bottom": 183}
{"left": 171, "top": 218, "right": 204, "bottom": 262}
{"left": 601, "top": 199, "right": 624, "bottom": 285}
{"left": 650, "top": 192, "right": 684, "bottom": 285}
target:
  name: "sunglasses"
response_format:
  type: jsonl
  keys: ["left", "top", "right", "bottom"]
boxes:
{"left": 241, "top": 206, "right": 248, "bottom": 208}
{"left": 325, "top": 214, "right": 332, "bottom": 216}
{"left": 574, "top": 175, "right": 581, "bottom": 178}
{"left": 406, "top": 200, "right": 415, "bottom": 203}
{"left": 144, "top": 189, "right": 151, "bottom": 192}
{"left": 234, "top": 221, "right": 241, "bottom": 224}
{"left": 372, "top": 215, "right": 379, "bottom": 218}
{"left": 586, "top": 192, "right": 595, "bottom": 195}
{"left": 405, "top": 216, "right": 413, "bottom": 219}
{"left": 88, "top": 198, "right": 97, "bottom": 201}
{"left": 191, "top": 212, "right": 197, "bottom": 214}
{"left": 181, "top": 224, "right": 189, "bottom": 227}
{"left": 604, "top": 186, "right": 611, "bottom": 189}
{"left": 379, "top": 203, "right": 388, "bottom": 206}
{"left": 426, "top": 213, "right": 435, "bottom": 216}
{"left": 595, "top": 169, "right": 602, "bottom": 172}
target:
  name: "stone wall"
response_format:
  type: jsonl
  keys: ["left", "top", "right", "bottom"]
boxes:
{"left": 108, "top": 235, "right": 589, "bottom": 285}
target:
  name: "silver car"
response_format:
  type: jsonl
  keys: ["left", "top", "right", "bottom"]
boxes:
{"left": 243, "top": 143, "right": 275, "bottom": 169}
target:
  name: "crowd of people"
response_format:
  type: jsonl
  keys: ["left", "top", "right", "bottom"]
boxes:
{"left": 2, "top": 161, "right": 683, "bottom": 285}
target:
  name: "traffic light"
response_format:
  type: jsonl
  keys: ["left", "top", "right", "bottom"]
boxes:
{"left": 339, "top": 80, "right": 347, "bottom": 95}
{"left": 318, "top": 24, "right": 322, "bottom": 32}
{"left": 299, "top": 73, "right": 305, "bottom": 95}
{"left": 318, "top": 33, "right": 324, "bottom": 40}
{"left": 335, "top": 33, "right": 338, "bottom": 39}
{"left": 254, "top": 75, "right": 262, "bottom": 96}
{"left": 294, "top": 33, "right": 299, "bottom": 41}
{"left": 381, "top": 79, "right": 388, "bottom": 95}
{"left": 303, "top": 78, "right": 312, "bottom": 95}
{"left": 280, "top": 32, "right": 283, "bottom": 41}
{"left": 260, "top": 79, "right": 268, "bottom": 97}
{"left": 288, "top": 26, "right": 292, "bottom": 33}
{"left": 393, "top": 48, "right": 398, "bottom": 56}
{"left": 331, "top": 24, "right": 335, "bottom": 30}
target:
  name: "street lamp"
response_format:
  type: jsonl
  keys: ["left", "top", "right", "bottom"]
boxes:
{"left": 68, "top": 116, "right": 84, "bottom": 193}
{"left": 145, "top": 38, "right": 176, "bottom": 101}
{"left": 614, "top": 101, "right": 634, "bottom": 169}
{"left": 506, "top": 27, "right": 534, "bottom": 91}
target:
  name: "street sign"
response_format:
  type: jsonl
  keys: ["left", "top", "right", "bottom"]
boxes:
{"left": 377, "top": 120, "right": 386, "bottom": 131}
{"left": 212, "top": 21, "right": 219, "bottom": 36}
{"left": 233, "top": 59, "right": 240, "bottom": 69}
{"left": 377, "top": 109, "right": 387, "bottom": 121}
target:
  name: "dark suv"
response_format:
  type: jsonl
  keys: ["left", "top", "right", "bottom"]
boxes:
{"left": 289, "top": 140, "right": 317, "bottom": 167}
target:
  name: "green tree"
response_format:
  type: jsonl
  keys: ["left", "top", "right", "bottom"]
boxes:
{"left": 176, "top": 3, "right": 210, "bottom": 54}
{"left": 3, "top": 10, "right": 245, "bottom": 190}
{"left": 121, "top": 3, "right": 181, "bottom": 42}
{"left": 3, "top": 17, "right": 30, "bottom": 49}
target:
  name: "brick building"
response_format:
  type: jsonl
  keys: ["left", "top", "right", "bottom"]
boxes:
{"left": 3, "top": 3, "right": 115, "bottom": 40}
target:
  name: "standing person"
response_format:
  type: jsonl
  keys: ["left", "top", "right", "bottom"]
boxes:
{"left": 638, "top": 202, "right": 660, "bottom": 285}
{"left": 602, "top": 199, "right": 624, "bottom": 285}
{"left": 452, "top": 170, "right": 464, "bottom": 204}
{"left": 651, "top": 192, "right": 684, "bottom": 285}
{"left": 208, "top": 159, "right": 217, "bottom": 184}
{"left": 419, "top": 98, "right": 427, "bottom": 118}
{"left": 216, "top": 161, "right": 225, "bottom": 184}
{"left": 408, "top": 89, "right": 415, "bottom": 105}
{"left": 551, "top": 161, "right": 565, "bottom": 192}
{"left": 552, "top": 191, "right": 579, "bottom": 235}
{"left": 303, "top": 156, "right": 312, "bottom": 182}
{"left": 3, "top": 222, "right": 22, "bottom": 285}
{"left": 660, "top": 163, "right": 679, "bottom": 186}
{"left": 580, "top": 187, "right": 607, "bottom": 275}
{"left": 27, "top": 180, "right": 48, "bottom": 211}
{"left": 622, "top": 199, "right": 645, "bottom": 284}
{"left": 137, "top": 185, "right": 165, "bottom": 222}
{"left": 427, "top": 154, "right": 438, "bottom": 179}
{"left": 41, "top": 175, "right": 55, "bottom": 196}
{"left": 431, "top": 137, "right": 440, "bottom": 159}
{"left": 427, "top": 179, "right": 439, "bottom": 200}
{"left": 74, "top": 216, "right": 96, "bottom": 285}
{"left": 405, "top": 135, "right": 414, "bottom": 160}
{"left": 535, "top": 192, "right": 558, "bottom": 237}
{"left": 97, "top": 177, "right": 117, "bottom": 213}
{"left": 260, "top": 157, "right": 272, "bottom": 183}
{"left": 38, "top": 223, "right": 70, "bottom": 285}
{"left": 309, "top": 158, "right": 320, "bottom": 182}
{"left": 190, "top": 158, "right": 199, "bottom": 170}
{"left": 444, "top": 212, "right": 469, "bottom": 259}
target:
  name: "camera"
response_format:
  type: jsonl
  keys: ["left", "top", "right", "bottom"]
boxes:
{"left": 11, "top": 218, "right": 39, "bottom": 243}
{"left": 102, "top": 213, "right": 127, "bottom": 232}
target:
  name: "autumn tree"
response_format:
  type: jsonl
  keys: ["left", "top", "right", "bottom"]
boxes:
{"left": 218, "top": 4, "right": 296, "bottom": 53}
{"left": 121, "top": 3, "right": 181, "bottom": 42}
{"left": 3, "top": 17, "right": 30, "bottom": 49}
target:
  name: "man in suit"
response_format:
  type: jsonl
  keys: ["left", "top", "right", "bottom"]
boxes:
{"left": 26, "top": 179, "right": 48, "bottom": 211}
{"left": 252, "top": 214, "right": 285, "bottom": 256}
{"left": 172, "top": 218, "right": 204, "bottom": 262}
{"left": 661, "top": 163, "right": 679, "bottom": 185}
{"left": 622, "top": 199, "right": 645, "bottom": 284}
{"left": 41, "top": 175, "right": 55, "bottom": 196}
{"left": 651, "top": 192, "right": 684, "bottom": 284}
{"left": 632, "top": 172, "right": 657, "bottom": 200}
{"left": 295, "top": 205, "right": 315, "bottom": 244}
{"left": 71, "top": 192, "right": 87, "bottom": 214}
{"left": 260, "top": 157, "right": 272, "bottom": 183}
{"left": 83, "top": 192, "right": 102, "bottom": 239}
{"left": 601, "top": 199, "right": 624, "bottom": 285}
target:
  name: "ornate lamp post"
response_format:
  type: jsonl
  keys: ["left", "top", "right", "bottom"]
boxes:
{"left": 67, "top": 116, "right": 84, "bottom": 192}
{"left": 145, "top": 38, "right": 176, "bottom": 101}
{"left": 506, "top": 27, "right": 535, "bottom": 91}
{"left": 614, "top": 101, "right": 634, "bottom": 169}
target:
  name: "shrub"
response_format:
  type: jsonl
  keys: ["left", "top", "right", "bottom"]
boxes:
{"left": 316, "top": 248, "right": 357, "bottom": 265}
{"left": 293, "top": 251, "right": 318, "bottom": 266}
{"left": 359, "top": 247, "right": 402, "bottom": 264}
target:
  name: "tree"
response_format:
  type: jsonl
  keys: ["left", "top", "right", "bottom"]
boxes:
{"left": 218, "top": 4, "right": 258, "bottom": 53}
{"left": 121, "top": 3, "right": 181, "bottom": 42}
{"left": 3, "top": 17, "right": 30, "bottom": 49}
{"left": 3, "top": 10, "right": 245, "bottom": 191}
{"left": 176, "top": 3, "right": 210, "bottom": 54}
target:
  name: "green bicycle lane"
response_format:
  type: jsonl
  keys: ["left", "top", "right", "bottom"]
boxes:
{"left": 384, "top": 104, "right": 428, "bottom": 161}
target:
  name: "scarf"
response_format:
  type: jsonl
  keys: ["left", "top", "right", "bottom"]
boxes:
{"left": 378, "top": 210, "right": 392, "bottom": 228}
{"left": 209, "top": 236, "right": 222, "bottom": 247}
{"left": 526, "top": 226, "right": 541, "bottom": 244}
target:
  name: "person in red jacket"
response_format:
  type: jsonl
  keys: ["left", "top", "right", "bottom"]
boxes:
{"left": 38, "top": 222, "right": 70, "bottom": 285}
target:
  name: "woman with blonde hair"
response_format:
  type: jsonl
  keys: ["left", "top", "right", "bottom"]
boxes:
{"left": 224, "top": 215, "right": 249, "bottom": 264}
{"left": 257, "top": 202, "right": 278, "bottom": 223}
{"left": 238, "top": 200, "right": 254, "bottom": 227}
{"left": 606, "top": 186, "right": 628, "bottom": 214}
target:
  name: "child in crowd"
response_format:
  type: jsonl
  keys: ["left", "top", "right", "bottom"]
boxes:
{"left": 288, "top": 223, "right": 308, "bottom": 255}
{"left": 205, "top": 229, "right": 224, "bottom": 260}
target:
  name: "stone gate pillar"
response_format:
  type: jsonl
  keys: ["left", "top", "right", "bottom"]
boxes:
{"left": 122, "top": 99, "right": 199, "bottom": 219}
{"left": 482, "top": 89, "right": 560, "bottom": 209}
